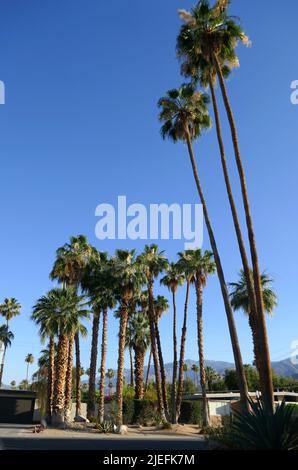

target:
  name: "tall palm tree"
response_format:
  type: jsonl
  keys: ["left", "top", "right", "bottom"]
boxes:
{"left": 229, "top": 270, "right": 277, "bottom": 372}
{"left": 128, "top": 312, "right": 150, "bottom": 399}
{"left": 0, "top": 298, "right": 21, "bottom": 388}
{"left": 177, "top": 0, "right": 274, "bottom": 414}
{"left": 161, "top": 263, "right": 184, "bottom": 423}
{"left": 191, "top": 364, "right": 199, "bottom": 390}
{"left": 176, "top": 250, "right": 195, "bottom": 419}
{"left": 158, "top": 84, "right": 249, "bottom": 411}
{"left": 113, "top": 249, "right": 145, "bottom": 425}
{"left": 205, "top": 366, "right": 219, "bottom": 392}
{"left": 0, "top": 325, "right": 14, "bottom": 387}
{"left": 25, "top": 354, "right": 34, "bottom": 385}
{"left": 81, "top": 250, "right": 115, "bottom": 420}
{"left": 144, "top": 294, "right": 169, "bottom": 393}
{"left": 137, "top": 245, "right": 169, "bottom": 422}
{"left": 32, "top": 294, "right": 59, "bottom": 421}
{"left": 182, "top": 249, "right": 216, "bottom": 427}
{"left": 37, "top": 287, "right": 89, "bottom": 424}
{"left": 51, "top": 235, "right": 93, "bottom": 418}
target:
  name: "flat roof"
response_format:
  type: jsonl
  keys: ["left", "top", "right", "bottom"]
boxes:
{"left": 0, "top": 389, "right": 37, "bottom": 399}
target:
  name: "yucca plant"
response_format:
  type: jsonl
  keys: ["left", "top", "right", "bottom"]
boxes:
{"left": 232, "top": 398, "right": 298, "bottom": 450}
{"left": 95, "top": 420, "right": 114, "bottom": 434}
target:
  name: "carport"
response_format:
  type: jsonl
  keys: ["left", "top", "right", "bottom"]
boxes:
{"left": 0, "top": 389, "right": 36, "bottom": 424}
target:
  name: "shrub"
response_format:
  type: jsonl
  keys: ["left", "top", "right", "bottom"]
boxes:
{"left": 179, "top": 400, "right": 202, "bottom": 425}
{"left": 123, "top": 399, "right": 159, "bottom": 425}
{"left": 95, "top": 420, "right": 114, "bottom": 434}
{"left": 227, "top": 398, "right": 298, "bottom": 450}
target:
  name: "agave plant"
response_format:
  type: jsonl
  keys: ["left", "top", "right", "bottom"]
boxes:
{"left": 95, "top": 420, "right": 114, "bottom": 434}
{"left": 232, "top": 398, "right": 298, "bottom": 450}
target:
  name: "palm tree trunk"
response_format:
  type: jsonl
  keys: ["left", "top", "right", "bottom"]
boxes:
{"left": 176, "top": 281, "right": 190, "bottom": 420}
{"left": 116, "top": 300, "right": 129, "bottom": 426}
{"left": 87, "top": 311, "right": 100, "bottom": 420}
{"left": 184, "top": 127, "right": 249, "bottom": 411}
{"left": 171, "top": 290, "right": 178, "bottom": 424}
{"left": 98, "top": 306, "right": 108, "bottom": 423}
{"left": 64, "top": 335, "right": 74, "bottom": 422}
{"left": 52, "top": 333, "right": 68, "bottom": 425}
{"left": 74, "top": 332, "right": 81, "bottom": 417}
{"left": 129, "top": 348, "right": 134, "bottom": 388}
{"left": 209, "top": 77, "right": 262, "bottom": 375}
{"left": 0, "top": 345, "right": 7, "bottom": 388}
{"left": 196, "top": 281, "right": 209, "bottom": 428}
{"left": 214, "top": 55, "right": 274, "bottom": 413}
{"left": 144, "top": 349, "right": 152, "bottom": 392}
{"left": 147, "top": 281, "right": 168, "bottom": 423}
{"left": 134, "top": 347, "right": 145, "bottom": 399}
{"left": 46, "top": 336, "right": 55, "bottom": 422}
{"left": 26, "top": 363, "right": 29, "bottom": 384}
{"left": 154, "top": 318, "right": 169, "bottom": 417}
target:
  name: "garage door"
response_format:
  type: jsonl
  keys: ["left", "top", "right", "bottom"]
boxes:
{"left": 0, "top": 396, "right": 34, "bottom": 424}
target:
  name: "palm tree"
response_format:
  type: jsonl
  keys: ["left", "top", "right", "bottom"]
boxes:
{"left": 176, "top": 250, "right": 195, "bottom": 419}
{"left": 106, "top": 369, "right": 115, "bottom": 396}
{"left": 37, "top": 287, "right": 89, "bottom": 424}
{"left": 161, "top": 263, "right": 184, "bottom": 423}
{"left": 177, "top": 0, "right": 273, "bottom": 414}
{"left": 32, "top": 294, "right": 60, "bottom": 421}
{"left": 183, "top": 363, "right": 188, "bottom": 381}
{"left": 125, "top": 320, "right": 135, "bottom": 388}
{"left": 10, "top": 380, "right": 16, "bottom": 389}
{"left": 153, "top": 295, "right": 170, "bottom": 415}
{"left": 128, "top": 312, "right": 150, "bottom": 399}
{"left": 113, "top": 249, "right": 145, "bottom": 425}
{"left": 81, "top": 250, "right": 115, "bottom": 420}
{"left": 0, "top": 298, "right": 21, "bottom": 388}
{"left": 182, "top": 249, "right": 216, "bottom": 427}
{"left": 158, "top": 84, "right": 249, "bottom": 411}
{"left": 191, "top": 364, "right": 199, "bottom": 390}
{"left": 137, "top": 245, "right": 169, "bottom": 422}
{"left": 0, "top": 325, "right": 14, "bottom": 387}
{"left": 144, "top": 294, "right": 169, "bottom": 393}
{"left": 229, "top": 270, "right": 277, "bottom": 372}
{"left": 51, "top": 235, "right": 93, "bottom": 418}
{"left": 25, "top": 354, "right": 34, "bottom": 385}
{"left": 205, "top": 366, "right": 219, "bottom": 392}
{"left": 0, "top": 298, "right": 21, "bottom": 326}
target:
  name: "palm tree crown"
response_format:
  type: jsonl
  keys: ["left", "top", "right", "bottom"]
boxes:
{"left": 176, "top": 0, "right": 250, "bottom": 85}
{"left": 229, "top": 270, "right": 277, "bottom": 316}
{"left": 158, "top": 85, "right": 210, "bottom": 143}
{"left": 0, "top": 325, "right": 14, "bottom": 348}
{"left": 0, "top": 298, "right": 21, "bottom": 325}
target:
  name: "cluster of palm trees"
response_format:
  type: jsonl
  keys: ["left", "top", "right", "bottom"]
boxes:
{"left": 29, "top": 234, "right": 227, "bottom": 426}
{"left": 157, "top": 0, "right": 277, "bottom": 418}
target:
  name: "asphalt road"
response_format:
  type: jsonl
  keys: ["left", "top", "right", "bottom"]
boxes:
{"left": 0, "top": 424, "right": 208, "bottom": 451}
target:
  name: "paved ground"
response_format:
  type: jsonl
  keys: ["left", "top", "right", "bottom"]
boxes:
{"left": 0, "top": 424, "right": 209, "bottom": 451}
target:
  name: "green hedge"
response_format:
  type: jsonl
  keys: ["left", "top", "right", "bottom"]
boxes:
{"left": 179, "top": 400, "right": 202, "bottom": 425}
{"left": 123, "top": 399, "right": 158, "bottom": 425}
{"left": 122, "top": 398, "right": 202, "bottom": 425}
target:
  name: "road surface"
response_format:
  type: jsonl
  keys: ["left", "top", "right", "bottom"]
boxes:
{"left": 0, "top": 424, "right": 209, "bottom": 451}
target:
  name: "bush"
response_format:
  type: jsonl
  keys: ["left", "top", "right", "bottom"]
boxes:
{"left": 210, "top": 398, "right": 298, "bottom": 450}
{"left": 123, "top": 399, "right": 159, "bottom": 425}
{"left": 179, "top": 400, "right": 202, "bottom": 425}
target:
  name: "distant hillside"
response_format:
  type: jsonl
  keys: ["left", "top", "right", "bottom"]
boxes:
{"left": 271, "top": 358, "right": 298, "bottom": 379}
{"left": 83, "top": 357, "right": 298, "bottom": 390}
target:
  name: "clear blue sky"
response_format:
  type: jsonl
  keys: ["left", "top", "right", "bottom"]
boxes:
{"left": 0, "top": 0, "right": 297, "bottom": 385}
